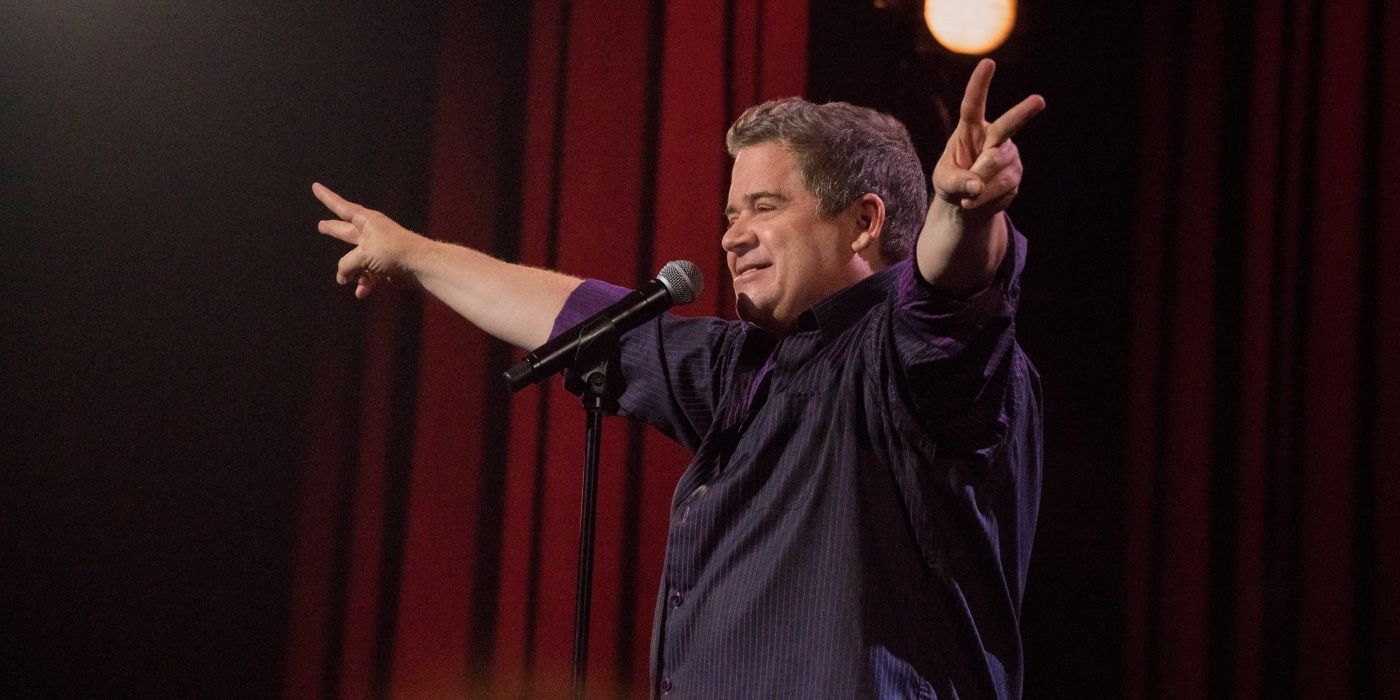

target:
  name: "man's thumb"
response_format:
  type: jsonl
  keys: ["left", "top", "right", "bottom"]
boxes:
{"left": 935, "top": 166, "right": 984, "bottom": 201}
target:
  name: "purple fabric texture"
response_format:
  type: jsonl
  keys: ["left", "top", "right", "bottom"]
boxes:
{"left": 550, "top": 229, "right": 1042, "bottom": 699}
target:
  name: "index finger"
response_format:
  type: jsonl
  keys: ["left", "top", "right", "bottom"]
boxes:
{"left": 958, "top": 58, "right": 997, "bottom": 125}
{"left": 986, "top": 94, "right": 1046, "bottom": 146}
{"left": 312, "top": 182, "right": 366, "bottom": 223}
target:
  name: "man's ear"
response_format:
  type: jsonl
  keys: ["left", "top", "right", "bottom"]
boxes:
{"left": 848, "top": 193, "right": 886, "bottom": 256}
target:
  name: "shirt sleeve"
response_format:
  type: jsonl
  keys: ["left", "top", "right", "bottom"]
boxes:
{"left": 891, "top": 223, "right": 1028, "bottom": 454}
{"left": 550, "top": 280, "right": 739, "bottom": 452}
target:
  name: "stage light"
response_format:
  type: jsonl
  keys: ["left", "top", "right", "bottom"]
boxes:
{"left": 924, "top": 0, "right": 1016, "bottom": 55}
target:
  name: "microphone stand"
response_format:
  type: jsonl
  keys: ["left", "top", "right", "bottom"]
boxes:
{"left": 562, "top": 351, "right": 621, "bottom": 700}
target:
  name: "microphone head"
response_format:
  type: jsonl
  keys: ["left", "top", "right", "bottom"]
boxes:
{"left": 656, "top": 260, "right": 703, "bottom": 305}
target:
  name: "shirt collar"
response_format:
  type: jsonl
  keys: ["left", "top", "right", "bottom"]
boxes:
{"left": 793, "top": 259, "right": 906, "bottom": 343}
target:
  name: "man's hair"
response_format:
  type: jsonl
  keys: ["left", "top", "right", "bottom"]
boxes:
{"left": 726, "top": 98, "right": 928, "bottom": 264}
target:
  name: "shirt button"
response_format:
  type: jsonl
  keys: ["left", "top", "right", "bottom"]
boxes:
{"left": 669, "top": 591, "right": 683, "bottom": 607}
{"left": 661, "top": 677, "right": 673, "bottom": 694}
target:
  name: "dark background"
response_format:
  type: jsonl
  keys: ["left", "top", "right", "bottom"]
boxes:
{"left": 1, "top": 4, "right": 440, "bottom": 695}
{"left": 1, "top": 1, "right": 1138, "bottom": 696}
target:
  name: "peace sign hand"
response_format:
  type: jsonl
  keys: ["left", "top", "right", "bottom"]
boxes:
{"left": 932, "top": 59, "right": 1045, "bottom": 216}
{"left": 312, "top": 182, "right": 422, "bottom": 299}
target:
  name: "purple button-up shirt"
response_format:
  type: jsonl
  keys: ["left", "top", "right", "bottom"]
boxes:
{"left": 551, "top": 229, "right": 1041, "bottom": 699}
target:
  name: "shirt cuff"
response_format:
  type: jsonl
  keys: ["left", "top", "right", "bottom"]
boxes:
{"left": 904, "top": 216, "right": 1026, "bottom": 318}
{"left": 549, "top": 279, "right": 630, "bottom": 340}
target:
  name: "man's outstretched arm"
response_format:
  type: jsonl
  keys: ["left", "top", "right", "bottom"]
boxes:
{"left": 918, "top": 59, "right": 1045, "bottom": 295}
{"left": 312, "top": 182, "right": 580, "bottom": 350}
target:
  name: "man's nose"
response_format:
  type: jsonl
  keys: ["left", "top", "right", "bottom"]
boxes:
{"left": 721, "top": 218, "right": 756, "bottom": 255}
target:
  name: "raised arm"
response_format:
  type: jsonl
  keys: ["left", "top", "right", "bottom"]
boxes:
{"left": 312, "top": 182, "right": 580, "bottom": 350}
{"left": 919, "top": 59, "right": 1044, "bottom": 294}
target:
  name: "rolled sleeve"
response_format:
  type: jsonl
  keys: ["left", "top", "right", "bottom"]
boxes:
{"left": 894, "top": 223, "right": 1026, "bottom": 366}
{"left": 892, "top": 225, "right": 1028, "bottom": 452}
{"left": 549, "top": 279, "right": 630, "bottom": 339}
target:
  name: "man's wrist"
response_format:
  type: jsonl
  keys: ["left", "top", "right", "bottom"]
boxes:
{"left": 397, "top": 232, "right": 438, "bottom": 279}
{"left": 918, "top": 204, "right": 1007, "bottom": 295}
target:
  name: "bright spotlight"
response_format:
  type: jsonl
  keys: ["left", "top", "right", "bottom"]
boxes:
{"left": 924, "top": 0, "right": 1017, "bottom": 55}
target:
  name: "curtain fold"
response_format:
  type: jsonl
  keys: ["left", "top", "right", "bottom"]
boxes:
{"left": 1124, "top": 0, "right": 1400, "bottom": 697}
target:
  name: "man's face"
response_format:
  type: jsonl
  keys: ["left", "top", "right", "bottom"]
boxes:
{"left": 723, "top": 142, "right": 861, "bottom": 333}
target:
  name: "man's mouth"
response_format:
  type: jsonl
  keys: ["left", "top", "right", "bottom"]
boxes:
{"left": 734, "top": 263, "right": 771, "bottom": 280}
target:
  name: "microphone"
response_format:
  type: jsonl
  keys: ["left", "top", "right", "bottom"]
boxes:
{"left": 503, "top": 260, "right": 704, "bottom": 392}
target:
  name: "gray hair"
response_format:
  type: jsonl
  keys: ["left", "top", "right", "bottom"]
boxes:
{"left": 726, "top": 98, "right": 928, "bottom": 263}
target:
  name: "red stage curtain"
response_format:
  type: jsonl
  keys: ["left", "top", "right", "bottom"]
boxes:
{"left": 282, "top": 1, "right": 807, "bottom": 698}
{"left": 1124, "top": 0, "right": 1400, "bottom": 697}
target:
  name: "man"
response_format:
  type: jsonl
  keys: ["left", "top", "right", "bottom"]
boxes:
{"left": 315, "top": 59, "right": 1044, "bottom": 699}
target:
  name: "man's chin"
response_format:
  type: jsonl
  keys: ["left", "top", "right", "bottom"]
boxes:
{"left": 735, "top": 294, "right": 790, "bottom": 334}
